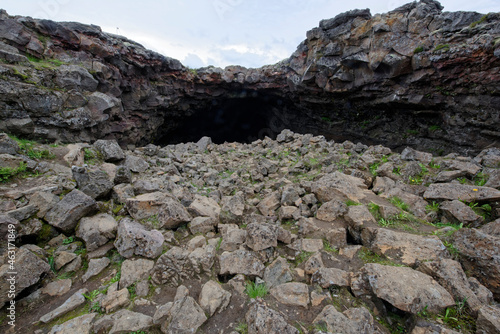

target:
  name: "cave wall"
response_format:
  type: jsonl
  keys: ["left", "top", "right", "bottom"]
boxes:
{"left": 0, "top": 0, "right": 499, "bottom": 155}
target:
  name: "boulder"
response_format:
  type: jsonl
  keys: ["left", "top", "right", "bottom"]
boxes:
{"left": 257, "top": 191, "right": 280, "bottom": 216}
{"left": 76, "top": 213, "right": 117, "bottom": 252}
{"left": 418, "top": 258, "right": 486, "bottom": 314}
{"left": 220, "top": 194, "right": 246, "bottom": 224}
{"left": 93, "top": 309, "right": 152, "bottom": 334}
{"left": 423, "top": 184, "right": 500, "bottom": 202}
{"left": 82, "top": 257, "right": 110, "bottom": 282}
{"left": 152, "top": 245, "right": 216, "bottom": 286}
{"left": 55, "top": 65, "right": 98, "bottom": 91}
{"left": 401, "top": 147, "right": 432, "bottom": 164}
{"left": 361, "top": 227, "right": 449, "bottom": 266}
{"left": 160, "top": 287, "right": 207, "bottom": 334}
{"left": 219, "top": 249, "right": 265, "bottom": 277}
{"left": 41, "top": 279, "right": 72, "bottom": 297}
{"left": 480, "top": 218, "right": 500, "bottom": 237}
{"left": 125, "top": 191, "right": 173, "bottom": 220}
{"left": 344, "top": 205, "right": 376, "bottom": 243}
{"left": 119, "top": 258, "right": 154, "bottom": 289}
{"left": 270, "top": 282, "right": 310, "bottom": 308}
{"left": 114, "top": 218, "right": 164, "bottom": 259}
{"left": 0, "top": 247, "right": 50, "bottom": 308}
{"left": 188, "top": 216, "right": 218, "bottom": 234}
{"left": 452, "top": 228, "right": 500, "bottom": 299}
{"left": 101, "top": 288, "right": 130, "bottom": 313}
{"left": 72, "top": 166, "right": 113, "bottom": 199}
{"left": 476, "top": 305, "right": 500, "bottom": 334}
{"left": 124, "top": 155, "right": 149, "bottom": 173}
{"left": 48, "top": 313, "right": 96, "bottom": 334}
{"left": 311, "top": 267, "right": 351, "bottom": 289}
{"left": 245, "top": 301, "right": 299, "bottom": 334}
{"left": 440, "top": 200, "right": 484, "bottom": 227}
{"left": 188, "top": 194, "right": 221, "bottom": 219}
{"left": 0, "top": 133, "right": 19, "bottom": 154}
{"left": 351, "top": 263, "right": 455, "bottom": 314}
{"left": 245, "top": 223, "right": 278, "bottom": 251}
{"left": 157, "top": 196, "right": 192, "bottom": 229}
{"left": 93, "top": 139, "right": 125, "bottom": 162}
{"left": 40, "top": 288, "right": 88, "bottom": 323}
{"left": 313, "top": 305, "right": 379, "bottom": 334}
{"left": 316, "top": 199, "right": 348, "bottom": 222}
{"left": 311, "top": 172, "right": 368, "bottom": 203}
{"left": 44, "top": 189, "right": 97, "bottom": 233}
{"left": 112, "top": 183, "right": 135, "bottom": 204}
{"left": 263, "top": 257, "right": 293, "bottom": 289}
{"left": 198, "top": 280, "right": 231, "bottom": 316}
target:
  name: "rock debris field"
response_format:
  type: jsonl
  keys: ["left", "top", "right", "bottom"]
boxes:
{"left": 0, "top": 129, "right": 500, "bottom": 334}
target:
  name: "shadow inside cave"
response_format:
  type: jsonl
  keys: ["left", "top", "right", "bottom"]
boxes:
{"left": 155, "top": 91, "right": 295, "bottom": 145}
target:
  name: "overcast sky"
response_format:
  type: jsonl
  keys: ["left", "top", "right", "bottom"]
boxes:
{"left": 2, "top": 0, "right": 499, "bottom": 68}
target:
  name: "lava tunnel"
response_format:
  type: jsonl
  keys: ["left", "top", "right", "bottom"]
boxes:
{"left": 155, "top": 91, "right": 300, "bottom": 145}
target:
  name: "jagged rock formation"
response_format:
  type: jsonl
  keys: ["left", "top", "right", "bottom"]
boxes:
{"left": 0, "top": 130, "right": 500, "bottom": 333}
{"left": 0, "top": 0, "right": 499, "bottom": 155}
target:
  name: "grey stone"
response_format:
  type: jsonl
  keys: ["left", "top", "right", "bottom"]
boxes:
{"left": 312, "top": 267, "right": 351, "bottom": 289}
{"left": 93, "top": 139, "right": 125, "bottom": 162}
{"left": 77, "top": 213, "right": 117, "bottom": 252}
{"left": 119, "top": 258, "right": 154, "bottom": 289}
{"left": 0, "top": 247, "right": 50, "bottom": 308}
{"left": 93, "top": 309, "right": 152, "bottom": 334}
{"left": 114, "top": 218, "right": 164, "bottom": 259}
{"left": 219, "top": 249, "right": 265, "bottom": 277}
{"left": 157, "top": 196, "right": 192, "bottom": 229}
{"left": 72, "top": 166, "right": 113, "bottom": 199}
{"left": 124, "top": 155, "right": 149, "bottom": 173}
{"left": 40, "top": 288, "right": 88, "bottom": 323}
{"left": 44, "top": 189, "right": 97, "bottom": 233}
{"left": 440, "top": 200, "right": 484, "bottom": 227}
{"left": 101, "top": 288, "right": 130, "bottom": 313}
{"left": 246, "top": 223, "right": 278, "bottom": 251}
{"left": 82, "top": 257, "right": 110, "bottom": 283}
{"left": 313, "top": 305, "right": 379, "bottom": 334}
{"left": 476, "top": 305, "right": 500, "bottom": 334}
{"left": 263, "top": 257, "right": 293, "bottom": 289}
{"left": 160, "top": 288, "right": 207, "bottom": 334}
{"left": 245, "top": 301, "right": 299, "bottom": 334}
{"left": 423, "top": 184, "right": 500, "bottom": 202}
{"left": 198, "top": 280, "right": 231, "bottom": 316}
{"left": 0, "top": 133, "right": 19, "bottom": 154}
{"left": 48, "top": 313, "right": 96, "bottom": 334}
{"left": 316, "top": 199, "right": 348, "bottom": 222}
{"left": 351, "top": 263, "right": 455, "bottom": 314}
{"left": 270, "top": 282, "right": 310, "bottom": 308}
{"left": 41, "top": 279, "right": 72, "bottom": 297}
{"left": 188, "top": 216, "right": 218, "bottom": 234}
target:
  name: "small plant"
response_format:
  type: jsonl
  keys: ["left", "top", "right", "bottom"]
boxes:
{"left": 244, "top": 281, "right": 268, "bottom": 299}
{"left": 110, "top": 271, "right": 121, "bottom": 284}
{"left": 474, "top": 172, "right": 488, "bottom": 187}
{"left": 323, "top": 240, "right": 338, "bottom": 253}
{"left": 0, "top": 162, "right": 27, "bottom": 182}
{"left": 345, "top": 199, "right": 361, "bottom": 206}
{"left": 57, "top": 272, "right": 75, "bottom": 280}
{"left": 409, "top": 175, "right": 423, "bottom": 185}
{"left": 429, "top": 160, "right": 441, "bottom": 169}
{"left": 48, "top": 255, "right": 56, "bottom": 273}
{"left": 443, "top": 241, "right": 460, "bottom": 259}
{"left": 295, "top": 251, "right": 313, "bottom": 265}
{"left": 62, "top": 236, "right": 75, "bottom": 244}
{"left": 378, "top": 218, "right": 394, "bottom": 228}
{"left": 417, "top": 305, "right": 429, "bottom": 318}
{"left": 470, "top": 14, "right": 488, "bottom": 28}
{"left": 235, "top": 322, "right": 248, "bottom": 334}
{"left": 457, "top": 177, "right": 468, "bottom": 185}
{"left": 425, "top": 201, "right": 440, "bottom": 213}
{"left": 413, "top": 46, "right": 424, "bottom": 54}
{"left": 314, "top": 321, "right": 329, "bottom": 332}
{"left": 321, "top": 116, "right": 332, "bottom": 124}
{"left": 83, "top": 289, "right": 101, "bottom": 302}
{"left": 434, "top": 44, "right": 450, "bottom": 52}
{"left": 389, "top": 196, "right": 410, "bottom": 212}
{"left": 406, "top": 129, "right": 419, "bottom": 135}
{"left": 429, "top": 125, "right": 441, "bottom": 132}
{"left": 83, "top": 148, "right": 96, "bottom": 163}
{"left": 215, "top": 237, "right": 223, "bottom": 251}
{"left": 127, "top": 283, "right": 137, "bottom": 299}
{"left": 368, "top": 202, "right": 381, "bottom": 219}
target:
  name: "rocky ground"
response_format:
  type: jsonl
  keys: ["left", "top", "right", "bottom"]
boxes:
{"left": 0, "top": 129, "right": 499, "bottom": 333}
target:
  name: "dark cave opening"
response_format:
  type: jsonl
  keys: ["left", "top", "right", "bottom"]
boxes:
{"left": 156, "top": 91, "right": 298, "bottom": 145}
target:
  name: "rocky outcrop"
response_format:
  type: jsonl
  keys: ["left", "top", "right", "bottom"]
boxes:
{"left": 0, "top": 129, "right": 499, "bottom": 333}
{"left": 0, "top": 1, "right": 499, "bottom": 154}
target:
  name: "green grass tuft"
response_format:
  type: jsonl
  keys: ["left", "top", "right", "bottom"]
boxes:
{"left": 244, "top": 281, "right": 268, "bottom": 299}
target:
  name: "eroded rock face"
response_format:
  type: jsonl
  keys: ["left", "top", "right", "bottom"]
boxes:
{"left": 2, "top": 2, "right": 498, "bottom": 154}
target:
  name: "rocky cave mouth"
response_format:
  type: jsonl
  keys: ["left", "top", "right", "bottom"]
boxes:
{"left": 155, "top": 90, "right": 307, "bottom": 145}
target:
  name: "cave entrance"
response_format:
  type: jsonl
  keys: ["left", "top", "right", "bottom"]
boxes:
{"left": 156, "top": 91, "right": 296, "bottom": 145}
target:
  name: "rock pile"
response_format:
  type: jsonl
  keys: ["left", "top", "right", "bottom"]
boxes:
{"left": 0, "top": 129, "right": 499, "bottom": 333}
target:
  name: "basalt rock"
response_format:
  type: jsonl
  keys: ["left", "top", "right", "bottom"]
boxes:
{"left": 0, "top": 2, "right": 499, "bottom": 155}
